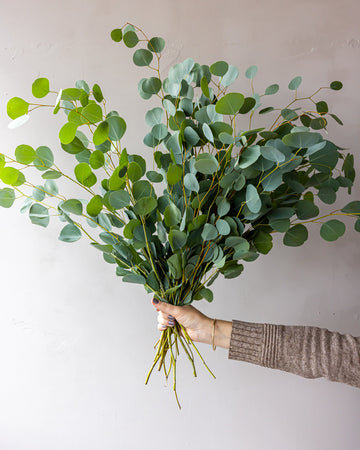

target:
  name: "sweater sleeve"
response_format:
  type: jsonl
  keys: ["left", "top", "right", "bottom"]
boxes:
{"left": 228, "top": 320, "right": 360, "bottom": 388}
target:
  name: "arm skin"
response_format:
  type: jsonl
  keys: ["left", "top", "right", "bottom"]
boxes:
{"left": 152, "top": 299, "right": 360, "bottom": 389}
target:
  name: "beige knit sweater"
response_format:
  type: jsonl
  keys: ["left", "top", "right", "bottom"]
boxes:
{"left": 229, "top": 320, "right": 360, "bottom": 388}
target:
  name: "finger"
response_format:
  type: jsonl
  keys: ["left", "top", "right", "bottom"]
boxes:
{"left": 158, "top": 312, "right": 175, "bottom": 327}
{"left": 151, "top": 298, "right": 180, "bottom": 318}
{"left": 158, "top": 323, "right": 168, "bottom": 331}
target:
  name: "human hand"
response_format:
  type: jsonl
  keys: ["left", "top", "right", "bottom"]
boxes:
{"left": 151, "top": 298, "right": 213, "bottom": 344}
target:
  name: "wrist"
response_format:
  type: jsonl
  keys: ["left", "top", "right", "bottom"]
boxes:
{"left": 197, "top": 318, "right": 232, "bottom": 349}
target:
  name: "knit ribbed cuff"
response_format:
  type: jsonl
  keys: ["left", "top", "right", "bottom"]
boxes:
{"left": 228, "top": 320, "right": 280, "bottom": 368}
{"left": 228, "top": 320, "right": 264, "bottom": 365}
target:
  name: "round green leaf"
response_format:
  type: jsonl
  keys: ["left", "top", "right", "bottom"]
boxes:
{"left": 222, "top": 262, "right": 244, "bottom": 279}
{"left": 341, "top": 201, "right": 360, "bottom": 215}
{"left": 15, "top": 144, "right": 36, "bottom": 165}
{"left": 123, "top": 274, "right": 146, "bottom": 284}
{"left": 61, "top": 88, "right": 82, "bottom": 101}
{"left": 134, "top": 196, "right": 157, "bottom": 216}
{"left": 164, "top": 203, "right": 181, "bottom": 227}
{"left": 264, "top": 84, "right": 279, "bottom": 95}
{"left": 281, "top": 109, "right": 298, "bottom": 121}
{"left": 132, "top": 180, "right": 152, "bottom": 200}
{"left": 216, "top": 219, "right": 231, "bottom": 235}
{"left": 151, "top": 123, "right": 168, "bottom": 140}
{"left": 238, "top": 145, "right": 260, "bottom": 168}
{"left": 219, "top": 132, "right": 234, "bottom": 145}
{"left": 245, "top": 65, "right": 258, "bottom": 79}
{"left": 147, "top": 37, "right": 165, "bottom": 53}
{"left": 246, "top": 184, "right": 261, "bottom": 213}
{"left": 316, "top": 101, "right": 328, "bottom": 114}
{"left": 200, "top": 76, "right": 210, "bottom": 98}
{"left": 310, "top": 117, "right": 327, "bottom": 130}
{"left": 81, "top": 103, "right": 103, "bottom": 124}
{"left": 41, "top": 170, "right": 62, "bottom": 179}
{"left": 295, "top": 200, "right": 319, "bottom": 220}
{"left": 216, "top": 197, "right": 230, "bottom": 217}
{"left": 194, "top": 153, "right": 218, "bottom": 174}
{"left": 320, "top": 220, "right": 345, "bottom": 241}
{"left": 32, "top": 77, "right": 50, "bottom": 98}
{"left": 110, "top": 29, "right": 123, "bottom": 42}
{"left": 93, "top": 84, "right": 104, "bottom": 102}
{"left": 142, "top": 77, "right": 162, "bottom": 95}
{"left": 210, "top": 61, "right": 229, "bottom": 77}
{"left": 44, "top": 179, "right": 58, "bottom": 196}
{"left": 269, "top": 218, "right": 290, "bottom": 232}
{"left": 253, "top": 231, "right": 273, "bottom": 254}
{"left": 215, "top": 93, "right": 245, "bottom": 115}
{"left": 7, "top": 97, "right": 29, "bottom": 120}
{"left": 184, "top": 127, "right": 200, "bottom": 146}
{"left": 260, "top": 146, "right": 285, "bottom": 164}
{"left": 283, "top": 224, "right": 308, "bottom": 247}
{"left": 59, "top": 224, "right": 82, "bottom": 242}
{"left": 202, "top": 123, "right": 214, "bottom": 142}
{"left": 74, "top": 163, "right": 92, "bottom": 184}
{"left": 220, "top": 65, "right": 239, "bottom": 87}
{"left": 106, "top": 116, "right": 126, "bottom": 140}
{"left": 195, "top": 287, "right": 213, "bottom": 302}
{"left": 288, "top": 76, "right": 302, "bottom": 90}
{"left": 29, "top": 204, "right": 49, "bottom": 227}
{"left": 76, "top": 79, "right": 90, "bottom": 94}
{"left": 89, "top": 150, "right": 105, "bottom": 169}
{"left": 238, "top": 97, "right": 257, "bottom": 114}
{"left": 123, "top": 31, "right": 139, "bottom": 48}
{"left": 169, "top": 229, "right": 187, "bottom": 250}
{"left": 318, "top": 186, "right": 336, "bottom": 204}
{"left": 61, "top": 199, "right": 83, "bottom": 215}
{"left": 61, "top": 137, "right": 86, "bottom": 155}
{"left": 0, "top": 188, "right": 15, "bottom": 208}
{"left": 123, "top": 219, "right": 141, "bottom": 239}
{"left": 145, "top": 107, "right": 164, "bottom": 127}
{"left": 128, "top": 161, "right": 142, "bottom": 182}
{"left": 33, "top": 146, "right": 54, "bottom": 171}
{"left": 355, "top": 219, "right": 360, "bottom": 233}
{"left": 93, "top": 121, "right": 109, "bottom": 145}
{"left": 133, "top": 49, "right": 153, "bottom": 67}
{"left": 259, "top": 107, "right": 274, "bottom": 115}
{"left": 282, "top": 131, "right": 322, "bottom": 149}
{"left": 67, "top": 109, "right": 83, "bottom": 125}
{"left": 330, "top": 81, "right": 343, "bottom": 91}
{"left": 162, "top": 99, "right": 176, "bottom": 116}
{"left": 0, "top": 167, "right": 20, "bottom": 185}
{"left": 184, "top": 173, "right": 199, "bottom": 192}
{"left": 167, "top": 164, "right": 183, "bottom": 185}
{"left": 146, "top": 171, "right": 163, "bottom": 183}
{"left": 87, "top": 195, "right": 103, "bottom": 216}
{"left": 201, "top": 223, "right": 218, "bottom": 241}
{"left": 31, "top": 186, "right": 45, "bottom": 203}
{"left": 108, "top": 190, "right": 131, "bottom": 209}
{"left": 59, "top": 122, "right": 78, "bottom": 145}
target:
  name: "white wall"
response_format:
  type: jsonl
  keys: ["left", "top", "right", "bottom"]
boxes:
{"left": 0, "top": 1, "right": 359, "bottom": 449}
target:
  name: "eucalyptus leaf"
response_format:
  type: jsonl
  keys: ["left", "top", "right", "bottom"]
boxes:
{"left": 320, "top": 220, "right": 345, "bottom": 242}
{"left": 59, "top": 224, "right": 82, "bottom": 242}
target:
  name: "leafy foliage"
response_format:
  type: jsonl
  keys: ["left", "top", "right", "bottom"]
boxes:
{"left": 2, "top": 22, "right": 359, "bottom": 405}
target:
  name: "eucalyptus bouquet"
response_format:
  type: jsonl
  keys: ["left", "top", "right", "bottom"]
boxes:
{"left": 1, "top": 23, "right": 359, "bottom": 407}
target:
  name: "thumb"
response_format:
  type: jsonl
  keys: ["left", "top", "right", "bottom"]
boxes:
{"left": 151, "top": 297, "right": 181, "bottom": 318}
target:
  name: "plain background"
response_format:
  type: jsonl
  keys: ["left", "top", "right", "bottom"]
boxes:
{"left": 0, "top": 0, "right": 359, "bottom": 449}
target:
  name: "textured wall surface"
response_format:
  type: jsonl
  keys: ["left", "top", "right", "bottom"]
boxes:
{"left": 0, "top": 1, "right": 359, "bottom": 449}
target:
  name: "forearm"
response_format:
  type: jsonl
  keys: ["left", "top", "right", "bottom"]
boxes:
{"left": 197, "top": 318, "right": 232, "bottom": 349}
{"left": 229, "top": 320, "right": 360, "bottom": 388}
